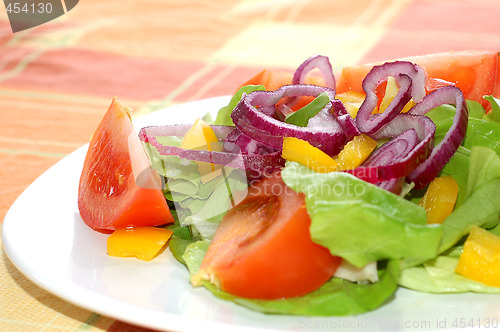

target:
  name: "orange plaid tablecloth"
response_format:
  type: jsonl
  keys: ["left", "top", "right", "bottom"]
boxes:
{"left": 1, "top": 0, "right": 499, "bottom": 331}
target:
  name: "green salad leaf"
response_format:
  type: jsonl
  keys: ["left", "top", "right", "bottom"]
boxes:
{"left": 180, "top": 236, "right": 400, "bottom": 316}
{"left": 466, "top": 99, "right": 486, "bottom": 118}
{"left": 281, "top": 162, "right": 442, "bottom": 267}
{"left": 183, "top": 240, "right": 211, "bottom": 277}
{"left": 284, "top": 92, "right": 330, "bottom": 127}
{"left": 439, "top": 146, "right": 470, "bottom": 207}
{"left": 143, "top": 136, "right": 248, "bottom": 240}
{"left": 399, "top": 246, "right": 500, "bottom": 293}
{"left": 483, "top": 95, "right": 500, "bottom": 123}
{"left": 201, "top": 260, "right": 399, "bottom": 316}
{"left": 426, "top": 101, "right": 500, "bottom": 154}
{"left": 439, "top": 146, "right": 500, "bottom": 253}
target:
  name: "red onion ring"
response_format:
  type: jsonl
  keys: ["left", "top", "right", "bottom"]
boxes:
{"left": 292, "top": 55, "right": 336, "bottom": 89}
{"left": 406, "top": 86, "right": 468, "bottom": 189}
{"left": 141, "top": 124, "right": 234, "bottom": 139}
{"left": 331, "top": 99, "right": 361, "bottom": 139}
{"left": 223, "top": 128, "right": 277, "bottom": 155}
{"left": 356, "top": 61, "right": 427, "bottom": 135}
{"left": 279, "top": 55, "right": 337, "bottom": 112}
{"left": 231, "top": 85, "right": 348, "bottom": 156}
{"left": 377, "top": 177, "right": 406, "bottom": 195}
{"left": 345, "top": 118, "right": 434, "bottom": 183}
{"left": 138, "top": 125, "right": 285, "bottom": 176}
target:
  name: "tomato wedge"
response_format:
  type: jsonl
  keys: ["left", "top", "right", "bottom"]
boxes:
{"left": 336, "top": 50, "right": 499, "bottom": 108}
{"left": 237, "top": 69, "right": 293, "bottom": 92}
{"left": 78, "top": 98, "right": 174, "bottom": 231}
{"left": 194, "top": 172, "right": 341, "bottom": 299}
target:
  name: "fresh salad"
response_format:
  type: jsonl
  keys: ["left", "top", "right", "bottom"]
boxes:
{"left": 78, "top": 50, "right": 500, "bottom": 316}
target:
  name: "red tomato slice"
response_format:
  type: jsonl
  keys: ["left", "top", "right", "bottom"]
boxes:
{"left": 78, "top": 98, "right": 174, "bottom": 231}
{"left": 195, "top": 172, "right": 341, "bottom": 300}
{"left": 336, "top": 50, "right": 499, "bottom": 108}
{"left": 237, "top": 69, "right": 293, "bottom": 92}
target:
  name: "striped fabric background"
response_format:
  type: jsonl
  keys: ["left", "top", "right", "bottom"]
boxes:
{"left": 1, "top": 0, "right": 500, "bottom": 330}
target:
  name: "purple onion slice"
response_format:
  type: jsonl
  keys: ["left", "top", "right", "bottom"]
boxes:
{"left": 281, "top": 55, "right": 336, "bottom": 112}
{"left": 331, "top": 99, "right": 361, "bottom": 140}
{"left": 377, "top": 177, "right": 406, "bottom": 195}
{"left": 356, "top": 61, "right": 427, "bottom": 135}
{"left": 292, "top": 55, "right": 336, "bottom": 90}
{"left": 223, "top": 128, "right": 277, "bottom": 155}
{"left": 138, "top": 125, "right": 285, "bottom": 176}
{"left": 346, "top": 115, "right": 435, "bottom": 183}
{"left": 406, "top": 86, "right": 468, "bottom": 189}
{"left": 231, "top": 84, "right": 348, "bottom": 156}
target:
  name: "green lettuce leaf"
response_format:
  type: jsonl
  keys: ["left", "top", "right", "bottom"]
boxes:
{"left": 466, "top": 99, "right": 486, "bottom": 119}
{"left": 181, "top": 238, "right": 400, "bottom": 316}
{"left": 483, "top": 95, "right": 500, "bottom": 123}
{"left": 399, "top": 246, "right": 500, "bottom": 293}
{"left": 439, "top": 146, "right": 470, "bottom": 207}
{"left": 439, "top": 146, "right": 500, "bottom": 253}
{"left": 201, "top": 260, "right": 399, "bottom": 316}
{"left": 144, "top": 134, "right": 248, "bottom": 240}
{"left": 426, "top": 102, "right": 500, "bottom": 154}
{"left": 183, "top": 240, "right": 210, "bottom": 277}
{"left": 281, "top": 162, "right": 442, "bottom": 267}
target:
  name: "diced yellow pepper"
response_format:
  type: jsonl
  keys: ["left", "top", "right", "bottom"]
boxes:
{"left": 455, "top": 226, "right": 500, "bottom": 287}
{"left": 180, "top": 118, "right": 222, "bottom": 183}
{"left": 418, "top": 176, "right": 459, "bottom": 224}
{"left": 282, "top": 137, "right": 338, "bottom": 173}
{"left": 335, "top": 91, "right": 365, "bottom": 118}
{"left": 107, "top": 227, "right": 173, "bottom": 261}
{"left": 335, "top": 134, "right": 377, "bottom": 170}
{"left": 377, "top": 76, "right": 416, "bottom": 114}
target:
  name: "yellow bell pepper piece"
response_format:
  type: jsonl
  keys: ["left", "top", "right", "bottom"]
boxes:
{"left": 418, "top": 176, "right": 459, "bottom": 224}
{"left": 335, "top": 134, "right": 377, "bottom": 170}
{"left": 282, "top": 137, "right": 338, "bottom": 173}
{"left": 107, "top": 227, "right": 173, "bottom": 261}
{"left": 377, "top": 76, "right": 416, "bottom": 114}
{"left": 180, "top": 118, "right": 222, "bottom": 183}
{"left": 335, "top": 91, "right": 365, "bottom": 118}
{"left": 455, "top": 226, "right": 500, "bottom": 287}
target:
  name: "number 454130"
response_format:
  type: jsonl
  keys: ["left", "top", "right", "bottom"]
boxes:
{"left": 6, "top": 2, "right": 53, "bottom": 14}
{"left": 452, "top": 318, "right": 499, "bottom": 329}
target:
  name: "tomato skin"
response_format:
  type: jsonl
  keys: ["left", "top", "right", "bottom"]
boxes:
{"left": 336, "top": 50, "right": 499, "bottom": 108}
{"left": 78, "top": 98, "right": 174, "bottom": 231}
{"left": 237, "top": 69, "right": 293, "bottom": 92}
{"left": 196, "top": 172, "right": 341, "bottom": 300}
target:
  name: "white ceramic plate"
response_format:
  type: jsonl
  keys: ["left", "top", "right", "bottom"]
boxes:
{"left": 3, "top": 97, "right": 500, "bottom": 332}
